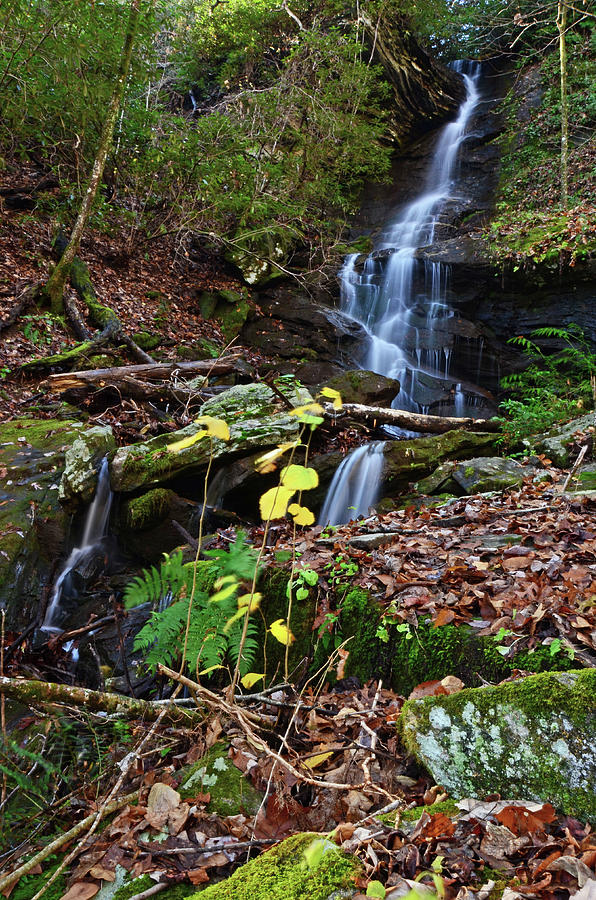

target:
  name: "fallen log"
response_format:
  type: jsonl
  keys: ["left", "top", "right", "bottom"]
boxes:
{"left": 325, "top": 401, "right": 501, "bottom": 433}
{"left": 46, "top": 353, "right": 243, "bottom": 392}
{"left": 0, "top": 675, "right": 205, "bottom": 724}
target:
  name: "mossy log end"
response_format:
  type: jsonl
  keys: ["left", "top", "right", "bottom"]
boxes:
{"left": 0, "top": 676, "right": 205, "bottom": 724}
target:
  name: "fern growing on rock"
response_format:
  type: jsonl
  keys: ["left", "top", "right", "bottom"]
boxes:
{"left": 124, "top": 536, "right": 260, "bottom": 677}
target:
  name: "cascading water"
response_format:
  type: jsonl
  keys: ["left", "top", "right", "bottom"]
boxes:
{"left": 42, "top": 457, "right": 113, "bottom": 633}
{"left": 321, "top": 61, "right": 484, "bottom": 525}
{"left": 319, "top": 442, "right": 386, "bottom": 527}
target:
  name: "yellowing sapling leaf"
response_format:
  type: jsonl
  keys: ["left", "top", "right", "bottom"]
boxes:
{"left": 280, "top": 464, "right": 319, "bottom": 491}
{"left": 255, "top": 441, "right": 299, "bottom": 473}
{"left": 302, "top": 750, "right": 334, "bottom": 769}
{"left": 167, "top": 429, "right": 207, "bottom": 452}
{"left": 287, "top": 503, "right": 315, "bottom": 526}
{"left": 210, "top": 581, "right": 239, "bottom": 603}
{"left": 237, "top": 592, "right": 262, "bottom": 611}
{"left": 259, "top": 485, "right": 295, "bottom": 521}
{"left": 319, "top": 387, "right": 343, "bottom": 410}
{"left": 289, "top": 402, "right": 325, "bottom": 425}
{"left": 269, "top": 618, "right": 295, "bottom": 645}
{"left": 195, "top": 415, "right": 230, "bottom": 441}
{"left": 240, "top": 672, "right": 266, "bottom": 689}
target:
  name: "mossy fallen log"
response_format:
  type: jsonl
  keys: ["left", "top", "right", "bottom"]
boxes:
{"left": 0, "top": 676, "right": 205, "bottom": 724}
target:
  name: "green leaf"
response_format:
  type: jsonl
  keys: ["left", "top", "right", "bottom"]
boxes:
{"left": 366, "top": 881, "right": 386, "bottom": 898}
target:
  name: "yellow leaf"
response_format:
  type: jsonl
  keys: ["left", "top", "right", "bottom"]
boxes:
{"left": 280, "top": 464, "right": 319, "bottom": 491}
{"left": 259, "top": 485, "right": 295, "bottom": 521}
{"left": 289, "top": 402, "right": 324, "bottom": 418}
{"left": 302, "top": 750, "right": 335, "bottom": 770}
{"left": 167, "top": 429, "right": 207, "bottom": 452}
{"left": 288, "top": 503, "right": 315, "bottom": 526}
{"left": 210, "top": 581, "right": 238, "bottom": 603}
{"left": 319, "top": 387, "right": 343, "bottom": 410}
{"left": 195, "top": 415, "right": 230, "bottom": 441}
{"left": 238, "top": 592, "right": 262, "bottom": 611}
{"left": 255, "top": 441, "right": 299, "bottom": 473}
{"left": 241, "top": 672, "right": 266, "bottom": 689}
{"left": 269, "top": 618, "right": 295, "bottom": 645}
{"left": 198, "top": 664, "right": 225, "bottom": 676}
{"left": 214, "top": 575, "right": 237, "bottom": 589}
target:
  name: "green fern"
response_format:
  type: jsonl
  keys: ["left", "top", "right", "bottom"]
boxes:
{"left": 126, "top": 535, "right": 261, "bottom": 677}
{"left": 123, "top": 550, "right": 189, "bottom": 609}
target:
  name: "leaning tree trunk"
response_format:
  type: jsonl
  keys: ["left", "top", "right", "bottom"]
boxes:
{"left": 557, "top": 0, "right": 569, "bottom": 210}
{"left": 44, "top": 0, "right": 141, "bottom": 313}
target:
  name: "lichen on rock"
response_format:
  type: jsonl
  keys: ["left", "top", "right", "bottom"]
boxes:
{"left": 399, "top": 669, "right": 596, "bottom": 822}
{"left": 59, "top": 424, "right": 115, "bottom": 507}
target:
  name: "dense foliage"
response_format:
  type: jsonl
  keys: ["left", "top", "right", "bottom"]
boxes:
{"left": 0, "top": 0, "right": 395, "bottom": 269}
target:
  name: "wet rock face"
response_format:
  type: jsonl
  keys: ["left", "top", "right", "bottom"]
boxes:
{"left": 239, "top": 286, "right": 366, "bottom": 384}
{"left": 0, "top": 418, "right": 83, "bottom": 628}
{"left": 399, "top": 670, "right": 596, "bottom": 821}
{"left": 59, "top": 425, "right": 115, "bottom": 509}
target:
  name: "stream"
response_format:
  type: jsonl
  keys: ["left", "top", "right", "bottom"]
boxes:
{"left": 321, "top": 61, "right": 490, "bottom": 526}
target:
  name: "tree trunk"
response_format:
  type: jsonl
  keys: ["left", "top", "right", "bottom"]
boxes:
{"left": 557, "top": 0, "right": 569, "bottom": 210}
{"left": 44, "top": 0, "right": 141, "bottom": 313}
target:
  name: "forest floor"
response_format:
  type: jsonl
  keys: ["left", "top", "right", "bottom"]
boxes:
{"left": 2, "top": 171, "right": 596, "bottom": 899}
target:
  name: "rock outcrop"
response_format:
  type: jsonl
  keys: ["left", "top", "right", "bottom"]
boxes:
{"left": 399, "top": 669, "right": 596, "bottom": 821}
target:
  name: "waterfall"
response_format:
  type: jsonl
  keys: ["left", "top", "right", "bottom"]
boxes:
{"left": 42, "top": 457, "right": 113, "bottom": 633}
{"left": 319, "top": 442, "right": 386, "bottom": 526}
{"left": 321, "top": 62, "right": 484, "bottom": 525}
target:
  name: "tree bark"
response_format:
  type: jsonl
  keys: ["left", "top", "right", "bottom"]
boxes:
{"left": 325, "top": 402, "right": 501, "bottom": 433}
{"left": 44, "top": 0, "right": 141, "bottom": 312}
{"left": 557, "top": 0, "right": 569, "bottom": 210}
{"left": 46, "top": 354, "right": 242, "bottom": 391}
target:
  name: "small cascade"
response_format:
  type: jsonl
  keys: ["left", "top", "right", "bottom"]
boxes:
{"left": 42, "top": 457, "right": 113, "bottom": 633}
{"left": 319, "top": 442, "right": 386, "bottom": 526}
{"left": 321, "top": 61, "right": 491, "bottom": 524}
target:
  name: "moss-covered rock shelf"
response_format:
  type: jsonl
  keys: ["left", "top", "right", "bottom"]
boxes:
{"left": 399, "top": 669, "right": 596, "bottom": 822}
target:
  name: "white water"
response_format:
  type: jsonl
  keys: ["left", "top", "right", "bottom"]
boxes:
{"left": 319, "top": 442, "right": 386, "bottom": 526}
{"left": 42, "top": 457, "right": 113, "bottom": 633}
{"left": 321, "top": 62, "right": 483, "bottom": 525}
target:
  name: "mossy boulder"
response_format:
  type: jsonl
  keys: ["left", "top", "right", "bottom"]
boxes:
{"left": 178, "top": 742, "right": 263, "bottom": 816}
{"left": 117, "top": 488, "right": 200, "bottom": 560}
{"left": 110, "top": 382, "right": 313, "bottom": 493}
{"left": 0, "top": 418, "right": 83, "bottom": 628}
{"left": 193, "top": 832, "right": 361, "bottom": 899}
{"left": 59, "top": 424, "right": 115, "bottom": 507}
{"left": 198, "top": 289, "right": 251, "bottom": 340}
{"left": 416, "top": 456, "right": 526, "bottom": 496}
{"left": 527, "top": 413, "right": 595, "bottom": 467}
{"left": 321, "top": 369, "right": 400, "bottom": 406}
{"left": 399, "top": 669, "right": 596, "bottom": 822}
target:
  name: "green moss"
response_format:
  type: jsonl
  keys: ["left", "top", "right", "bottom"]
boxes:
{"left": 193, "top": 833, "right": 361, "bottom": 900}
{"left": 401, "top": 799, "right": 459, "bottom": 822}
{"left": 338, "top": 586, "right": 572, "bottom": 694}
{"left": 11, "top": 860, "right": 67, "bottom": 900}
{"left": 258, "top": 567, "right": 316, "bottom": 681}
{"left": 114, "top": 874, "right": 196, "bottom": 900}
{"left": 124, "top": 488, "right": 176, "bottom": 531}
{"left": 132, "top": 331, "right": 161, "bottom": 351}
{"left": 178, "top": 741, "right": 262, "bottom": 815}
